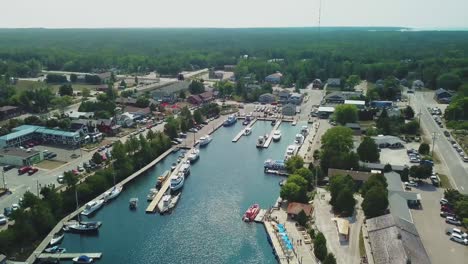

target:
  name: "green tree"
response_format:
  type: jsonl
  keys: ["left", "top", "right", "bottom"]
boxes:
{"left": 362, "top": 185, "right": 389, "bottom": 218}
{"left": 92, "top": 152, "right": 104, "bottom": 164}
{"left": 59, "top": 84, "right": 73, "bottom": 96}
{"left": 296, "top": 210, "right": 308, "bottom": 227}
{"left": 295, "top": 167, "right": 314, "bottom": 188}
{"left": 444, "top": 189, "right": 462, "bottom": 204}
{"left": 324, "top": 253, "right": 337, "bottom": 264}
{"left": 63, "top": 171, "right": 78, "bottom": 189}
{"left": 360, "top": 173, "right": 387, "bottom": 196}
{"left": 357, "top": 137, "right": 380, "bottom": 162}
{"left": 320, "top": 126, "right": 357, "bottom": 172}
{"left": 81, "top": 87, "right": 91, "bottom": 98}
{"left": 280, "top": 182, "right": 301, "bottom": 201}
{"left": 193, "top": 109, "right": 203, "bottom": 124}
{"left": 314, "top": 232, "right": 328, "bottom": 261}
{"left": 409, "top": 165, "right": 432, "bottom": 180}
{"left": 70, "top": 73, "right": 77, "bottom": 83}
{"left": 164, "top": 117, "right": 179, "bottom": 139}
{"left": 383, "top": 163, "right": 392, "bottom": 172}
{"left": 404, "top": 105, "right": 415, "bottom": 119}
{"left": 179, "top": 90, "right": 186, "bottom": 99}
{"left": 346, "top": 75, "right": 361, "bottom": 89}
{"left": 189, "top": 80, "right": 205, "bottom": 94}
{"left": 335, "top": 188, "right": 356, "bottom": 216}
{"left": 418, "top": 143, "right": 430, "bottom": 155}
{"left": 329, "top": 174, "right": 355, "bottom": 215}
{"left": 285, "top": 155, "right": 304, "bottom": 173}
{"left": 437, "top": 72, "right": 461, "bottom": 90}
{"left": 334, "top": 104, "right": 358, "bottom": 125}
{"left": 399, "top": 167, "right": 409, "bottom": 182}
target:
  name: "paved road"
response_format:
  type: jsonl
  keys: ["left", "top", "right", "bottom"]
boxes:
{"left": 409, "top": 91, "right": 468, "bottom": 193}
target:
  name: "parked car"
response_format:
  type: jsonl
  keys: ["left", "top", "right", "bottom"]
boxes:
{"left": 463, "top": 156, "right": 468, "bottom": 162}
{"left": 446, "top": 227, "right": 468, "bottom": 238}
{"left": 440, "top": 198, "right": 449, "bottom": 205}
{"left": 18, "top": 166, "right": 32, "bottom": 175}
{"left": 440, "top": 211, "right": 457, "bottom": 218}
{"left": 77, "top": 166, "right": 84, "bottom": 172}
{"left": 28, "top": 167, "right": 39, "bottom": 175}
{"left": 405, "top": 181, "right": 418, "bottom": 187}
{"left": 57, "top": 175, "right": 64, "bottom": 183}
{"left": 11, "top": 204, "right": 20, "bottom": 211}
{"left": 446, "top": 216, "right": 462, "bottom": 226}
{"left": 48, "top": 153, "right": 57, "bottom": 159}
{"left": 2, "top": 165, "right": 14, "bottom": 172}
{"left": 72, "top": 169, "right": 80, "bottom": 175}
{"left": 0, "top": 214, "right": 7, "bottom": 225}
{"left": 450, "top": 233, "right": 468, "bottom": 245}
{"left": 3, "top": 207, "right": 12, "bottom": 217}
{"left": 444, "top": 131, "right": 450, "bottom": 137}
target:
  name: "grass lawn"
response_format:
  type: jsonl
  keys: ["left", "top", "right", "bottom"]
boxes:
{"left": 14, "top": 80, "right": 51, "bottom": 92}
{"left": 359, "top": 228, "right": 366, "bottom": 257}
{"left": 438, "top": 173, "right": 452, "bottom": 189}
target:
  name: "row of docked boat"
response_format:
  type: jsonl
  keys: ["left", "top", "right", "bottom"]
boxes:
{"left": 80, "top": 185, "right": 123, "bottom": 217}
{"left": 223, "top": 114, "right": 237, "bottom": 126}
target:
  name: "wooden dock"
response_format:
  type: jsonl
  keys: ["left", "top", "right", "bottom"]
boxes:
{"left": 37, "top": 252, "right": 102, "bottom": 260}
{"left": 264, "top": 221, "right": 288, "bottom": 264}
{"left": 254, "top": 209, "right": 267, "bottom": 223}
{"left": 263, "top": 120, "right": 282, "bottom": 148}
{"left": 232, "top": 118, "right": 257, "bottom": 142}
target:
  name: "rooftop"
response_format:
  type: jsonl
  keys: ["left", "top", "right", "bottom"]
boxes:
{"left": 344, "top": 100, "right": 365, "bottom": 105}
{"left": 0, "top": 147, "right": 40, "bottom": 158}
{"left": 287, "top": 202, "right": 313, "bottom": 216}
{"left": 328, "top": 168, "right": 373, "bottom": 182}
{"left": 0, "top": 105, "right": 19, "bottom": 112}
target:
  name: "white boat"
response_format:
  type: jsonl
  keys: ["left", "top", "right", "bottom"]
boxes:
{"left": 170, "top": 172, "right": 185, "bottom": 192}
{"left": 292, "top": 120, "right": 297, "bottom": 126}
{"left": 81, "top": 199, "right": 104, "bottom": 216}
{"left": 188, "top": 148, "right": 200, "bottom": 163}
{"left": 244, "top": 127, "right": 252, "bottom": 136}
{"left": 284, "top": 145, "right": 297, "bottom": 160}
{"left": 158, "top": 194, "right": 172, "bottom": 213}
{"left": 272, "top": 130, "right": 281, "bottom": 142}
{"left": 104, "top": 186, "right": 122, "bottom": 201}
{"left": 256, "top": 136, "right": 265, "bottom": 148}
{"left": 179, "top": 162, "right": 191, "bottom": 177}
{"left": 147, "top": 188, "right": 158, "bottom": 201}
{"left": 199, "top": 135, "right": 213, "bottom": 147}
{"left": 169, "top": 193, "right": 181, "bottom": 210}
{"left": 49, "top": 232, "right": 64, "bottom": 246}
{"left": 301, "top": 125, "right": 309, "bottom": 136}
{"left": 295, "top": 134, "right": 305, "bottom": 144}
{"left": 44, "top": 246, "right": 66, "bottom": 253}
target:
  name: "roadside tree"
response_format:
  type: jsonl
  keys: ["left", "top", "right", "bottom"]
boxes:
{"left": 357, "top": 137, "right": 380, "bottom": 162}
{"left": 334, "top": 104, "right": 358, "bottom": 125}
{"left": 418, "top": 143, "right": 430, "bottom": 155}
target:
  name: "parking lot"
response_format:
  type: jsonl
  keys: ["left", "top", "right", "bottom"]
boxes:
{"left": 411, "top": 184, "right": 468, "bottom": 263}
{"left": 379, "top": 142, "right": 420, "bottom": 166}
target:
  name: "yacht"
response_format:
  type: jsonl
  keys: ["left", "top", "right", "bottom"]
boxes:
{"left": 188, "top": 148, "right": 200, "bottom": 163}
{"left": 295, "top": 134, "right": 305, "bottom": 145}
{"left": 104, "top": 186, "right": 122, "bottom": 202}
{"left": 44, "top": 246, "right": 66, "bottom": 254}
{"left": 170, "top": 172, "right": 185, "bottom": 192}
{"left": 244, "top": 127, "right": 252, "bottom": 136}
{"left": 81, "top": 199, "right": 104, "bottom": 216}
{"left": 180, "top": 162, "right": 191, "bottom": 177}
{"left": 272, "top": 130, "right": 281, "bottom": 142}
{"left": 264, "top": 159, "right": 286, "bottom": 171}
{"left": 284, "top": 145, "right": 297, "bottom": 160}
{"left": 223, "top": 115, "right": 237, "bottom": 126}
{"left": 199, "top": 135, "right": 213, "bottom": 147}
{"left": 147, "top": 188, "right": 158, "bottom": 201}
{"left": 158, "top": 194, "right": 172, "bottom": 214}
{"left": 256, "top": 136, "right": 265, "bottom": 148}
{"left": 242, "top": 119, "right": 250, "bottom": 126}
{"left": 169, "top": 193, "right": 181, "bottom": 210}
{"left": 63, "top": 221, "right": 102, "bottom": 233}
{"left": 171, "top": 163, "right": 177, "bottom": 171}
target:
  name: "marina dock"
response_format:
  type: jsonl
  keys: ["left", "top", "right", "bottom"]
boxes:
{"left": 263, "top": 120, "right": 282, "bottom": 148}
{"left": 254, "top": 209, "right": 266, "bottom": 223}
{"left": 232, "top": 118, "right": 257, "bottom": 142}
{"left": 263, "top": 220, "right": 288, "bottom": 264}
{"left": 37, "top": 252, "right": 102, "bottom": 260}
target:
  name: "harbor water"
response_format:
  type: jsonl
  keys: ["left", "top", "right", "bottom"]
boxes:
{"left": 60, "top": 121, "right": 305, "bottom": 264}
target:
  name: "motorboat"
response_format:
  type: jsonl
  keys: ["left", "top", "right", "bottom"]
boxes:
{"left": 44, "top": 246, "right": 66, "bottom": 254}
{"left": 272, "top": 130, "right": 281, "bottom": 142}
{"left": 295, "top": 134, "right": 305, "bottom": 144}
{"left": 63, "top": 221, "right": 101, "bottom": 233}
{"left": 171, "top": 163, "right": 177, "bottom": 171}
{"left": 188, "top": 148, "right": 200, "bottom": 163}
{"left": 129, "top": 198, "right": 138, "bottom": 209}
{"left": 81, "top": 199, "right": 104, "bottom": 216}
{"left": 49, "top": 232, "right": 64, "bottom": 246}
{"left": 147, "top": 188, "right": 158, "bottom": 202}
{"left": 170, "top": 172, "right": 185, "bottom": 192}
{"left": 73, "top": 255, "right": 94, "bottom": 264}
{"left": 223, "top": 115, "right": 237, "bottom": 126}
{"left": 156, "top": 171, "right": 170, "bottom": 188}
{"left": 179, "top": 162, "right": 191, "bottom": 177}
{"left": 158, "top": 194, "right": 171, "bottom": 214}
{"left": 284, "top": 145, "right": 297, "bottom": 160}
{"left": 242, "top": 204, "right": 260, "bottom": 222}
{"left": 271, "top": 119, "right": 277, "bottom": 126}
{"left": 242, "top": 119, "right": 250, "bottom": 126}
{"left": 104, "top": 186, "right": 122, "bottom": 202}
{"left": 301, "top": 125, "right": 309, "bottom": 136}
{"left": 292, "top": 120, "right": 297, "bottom": 126}
{"left": 199, "top": 135, "right": 213, "bottom": 147}
{"left": 264, "top": 159, "right": 286, "bottom": 171}
{"left": 256, "top": 136, "right": 265, "bottom": 148}
{"left": 244, "top": 127, "right": 252, "bottom": 136}
{"left": 168, "top": 193, "right": 181, "bottom": 210}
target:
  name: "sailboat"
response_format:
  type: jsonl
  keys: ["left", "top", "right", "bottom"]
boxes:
{"left": 104, "top": 167, "right": 122, "bottom": 202}
{"left": 63, "top": 188, "right": 102, "bottom": 233}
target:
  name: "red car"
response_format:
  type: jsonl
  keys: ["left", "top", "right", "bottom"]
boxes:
{"left": 72, "top": 169, "right": 80, "bottom": 175}
{"left": 18, "top": 166, "right": 32, "bottom": 175}
{"left": 28, "top": 167, "right": 38, "bottom": 175}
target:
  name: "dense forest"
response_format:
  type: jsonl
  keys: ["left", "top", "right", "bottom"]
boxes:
{"left": 1, "top": 28, "right": 468, "bottom": 88}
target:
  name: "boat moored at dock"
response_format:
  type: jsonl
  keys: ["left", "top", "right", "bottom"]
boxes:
{"left": 168, "top": 193, "right": 181, "bottom": 210}
{"left": 272, "top": 130, "right": 281, "bottom": 142}
{"left": 180, "top": 162, "right": 191, "bottom": 177}
{"left": 244, "top": 127, "right": 252, "bottom": 136}
{"left": 264, "top": 159, "right": 286, "bottom": 171}
{"left": 256, "top": 136, "right": 265, "bottom": 148}
{"left": 199, "top": 135, "right": 213, "bottom": 147}
{"left": 170, "top": 172, "right": 185, "bottom": 192}
{"left": 294, "top": 134, "right": 304, "bottom": 145}
{"left": 147, "top": 188, "right": 158, "bottom": 201}
{"left": 63, "top": 221, "right": 102, "bottom": 233}
{"left": 223, "top": 115, "right": 237, "bottom": 126}
{"left": 188, "top": 148, "right": 200, "bottom": 163}
{"left": 242, "top": 204, "right": 260, "bottom": 222}
{"left": 104, "top": 186, "right": 122, "bottom": 202}
{"left": 284, "top": 145, "right": 297, "bottom": 160}
{"left": 158, "top": 194, "right": 172, "bottom": 214}
{"left": 49, "top": 232, "right": 64, "bottom": 246}
{"left": 73, "top": 255, "right": 94, "bottom": 263}
{"left": 81, "top": 199, "right": 104, "bottom": 217}
{"left": 129, "top": 198, "right": 138, "bottom": 209}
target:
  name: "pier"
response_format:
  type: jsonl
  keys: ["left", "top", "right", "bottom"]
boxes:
{"left": 232, "top": 118, "right": 257, "bottom": 142}
{"left": 37, "top": 252, "right": 102, "bottom": 260}
{"left": 263, "top": 120, "right": 282, "bottom": 148}
{"left": 254, "top": 209, "right": 267, "bottom": 223}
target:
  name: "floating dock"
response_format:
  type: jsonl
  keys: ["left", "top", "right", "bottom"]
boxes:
{"left": 232, "top": 118, "right": 257, "bottom": 142}
{"left": 263, "top": 221, "right": 288, "bottom": 264}
{"left": 263, "top": 120, "right": 282, "bottom": 148}
{"left": 37, "top": 252, "right": 102, "bottom": 260}
{"left": 254, "top": 209, "right": 267, "bottom": 223}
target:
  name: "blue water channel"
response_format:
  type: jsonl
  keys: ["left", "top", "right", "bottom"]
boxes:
{"left": 60, "top": 121, "right": 305, "bottom": 264}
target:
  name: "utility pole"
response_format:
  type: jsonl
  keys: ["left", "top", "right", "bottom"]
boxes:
{"left": 1, "top": 169, "right": 6, "bottom": 189}
{"left": 417, "top": 108, "right": 422, "bottom": 124}
{"left": 431, "top": 132, "right": 438, "bottom": 157}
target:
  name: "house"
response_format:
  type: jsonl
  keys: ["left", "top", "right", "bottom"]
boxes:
{"left": 259, "top": 93, "right": 276, "bottom": 104}
{"left": 209, "top": 69, "right": 224, "bottom": 79}
{"left": 265, "top": 72, "right": 283, "bottom": 83}
{"left": 412, "top": 80, "right": 424, "bottom": 89}
{"left": 0, "top": 105, "right": 22, "bottom": 120}
{"left": 187, "top": 91, "right": 214, "bottom": 105}
{"left": 97, "top": 72, "right": 112, "bottom": 83}
{"left": 312, "top": 79, "right": 322, "bottom": 89}
{"left": 67, "top": 111, "right": 94, "bottom": 119}
{"left": 327, "top": 78, "right": 341, "bottom": 87}
{"left": 0, "top": 148, "right": 43, "bottom": 166}
{"left": 370, "top": 101, "right": 393, "bottom": 109}
{"left": 434, "top": 88, "right": 452, "bottom": 103}
{"left": 117, "top": 113, "right": 135, "bottom": 128}
{"left": 187, "top": 95, "right": 203, "bottom": 105}
{"left": 224, "top": 65, "right": 236, "bottom": 71}
{"left": 288, "top": 93, "right": 303, "bottom": 105}
{"left": 152, "top": 81, "right": 190, "bottom": 103}
{"left": 332, "top": 218, "right": 350, "bottom": 242}
{"left": 366, "top": 214, "right": 430, "bottom": 264}
{"left": 124, "top": 105, "right": 152, "bottom": 116}
{"left": 96, "top": 119, "right": 121, "bottom": 136}
{"left": 115, "top": 97, "right": 138, "bottom": 106}
{"left": 328, "top": 168, "right": 374, "bottom": 186}
{"left": 324, "top": 92, "right": 346, "bottom": 104}
{"left": 282, "top": 104, "right": 296, "bottom": 116}
{"left": 199, "top": 91, "right": 214, "bottom": 103}
{"left": 317, "top": 106, "right": 335, "bottom": 118}
{"left": 95, "top": 85, "right": 108, "bottom": 92}
{"left": 286, "top": 202, "right": 313, "bottom": 218}
{"left": 345, "top": 123, "right": 362, "bottom": 135}
{"left": 278, "top": 90, "right": 291, "bottom": 104}
{"left": 70, "top": 119, "right": 91, "bottom": 134}
{"left": 359, "top": 162, "right": 407, "bottom": 173}
{"left": 372, "top": 135, "right": 405, "bottom": 149}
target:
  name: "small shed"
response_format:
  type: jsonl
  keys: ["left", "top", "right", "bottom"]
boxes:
{"left": 332, "top": 218, "right": 350, "bottom": 242}
{"left": 287, "top": 202, "right": 313, "bottom": 218}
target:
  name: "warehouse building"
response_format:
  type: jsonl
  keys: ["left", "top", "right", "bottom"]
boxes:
{"left": 0, "top": 148, "right": 43, "bottom": 166}
{"left": 0, "top": 125, "right": 82, "bottom": 149}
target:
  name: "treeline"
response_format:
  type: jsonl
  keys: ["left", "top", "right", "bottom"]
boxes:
{"left": 0, "top": 131, "right": 172, "bottom": 258}
{"left": 164, "top": 104, "right": 220, "bottom": 138}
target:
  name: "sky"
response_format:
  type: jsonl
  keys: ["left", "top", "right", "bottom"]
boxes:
{"left": 1, "top": 0, "right": 467, "bottom": 29}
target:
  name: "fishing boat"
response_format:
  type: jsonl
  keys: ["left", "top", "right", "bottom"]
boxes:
{"left": 188, "top": 148, "right": 200, "bottom": 163}
{"left": 156, "top": 170, "right": 170, "bottom": 188}
{"left": 271, "top": 119, "right": 277, "bottom": 126}
{"left": 104, "top": 186, "right": 123, "bottom": 202}
{"left": 256, "top": 136, "right": 265, "bottom": 148}
{"left": 158, "top": 194, "right": 171, "bottom": 214}
{"left": 242, "top": 204, "right": 260, "bottom": 222}
{"left": 295, "top": 134, "right": 305, "bottom": 144}
{"left": 244, "top": 127, "right": 252, "bottom": 136}
{"left": 168, "top": 193, "right": 181, "bottom": 210}
{"left": 170, "top": 172, "right": 185, "bottom": 192}
{"left": 63, "top": 221, "right": 102, "bottom": 233}
{"left": 223, "top": 115, "right": 237, "bottom": 126}
{"left": 73, "top": 255, "right": 94, "bottom": 264}
{"left": 44, "top": 246, "right": 66, "bottom": 254}
{"left": 272, "top": 130, "right": 281, "bottom": 142}
{"left": 129, "top": 198, "right": 138, "bottom": 209}
{"left": 147, "top": 188, "right": 158, "bottom": 202}
{"left": 199, "top": 135, "right": 213, "bottom": 147}
{"left": 81, "top": 199, "right": 104, "bottom": 217}
{"left": 49, "top": 232, "right": 64, "bottom": 246}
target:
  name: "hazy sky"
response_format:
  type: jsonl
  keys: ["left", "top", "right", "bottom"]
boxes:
{"left": 1, "top": 0, "right": 467, "bottom": 28}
